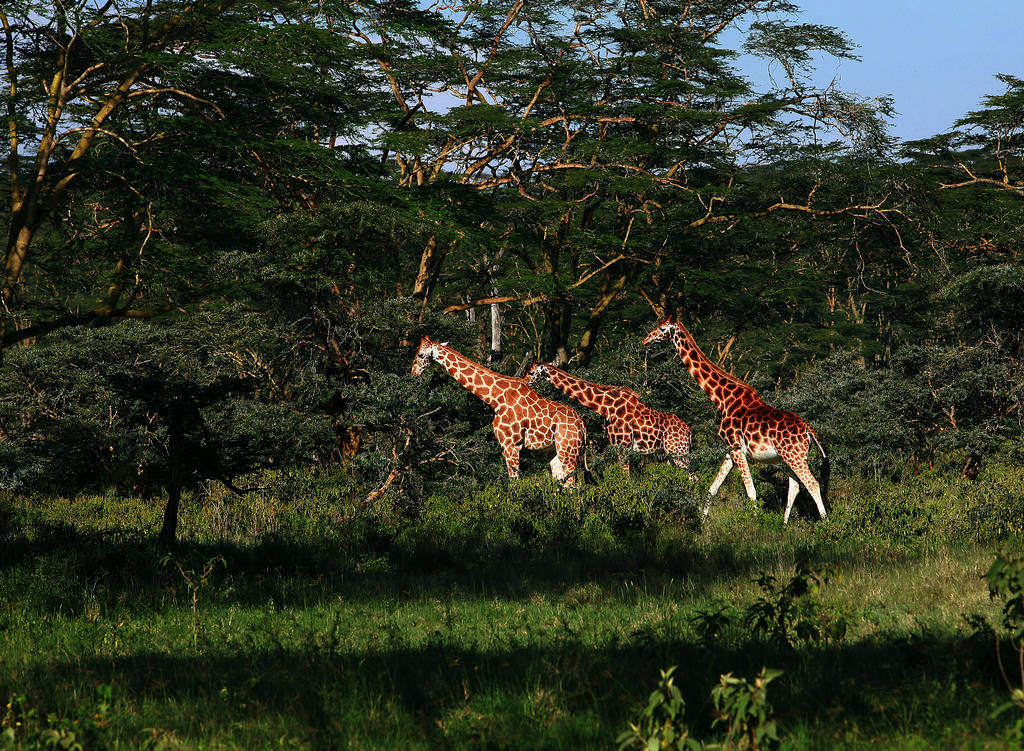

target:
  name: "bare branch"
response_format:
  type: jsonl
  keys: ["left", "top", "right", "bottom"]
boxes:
{"left": 441, "top": 254, "right": 647, "bottom": 314}
{"left": 126, "top": 86, "right": 226, "bottom": 119}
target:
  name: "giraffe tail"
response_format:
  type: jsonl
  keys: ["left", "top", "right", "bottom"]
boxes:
{"left": 581, "top": 430, "right": 595, "bottom": 485}
{"left": 810, "top": 429, "right": 830, "bottom": 509}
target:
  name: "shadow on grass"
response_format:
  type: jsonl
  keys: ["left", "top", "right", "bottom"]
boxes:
{"left": 8, "top": 626, "right": 1010, "bottom": 748}
{"left": 0, "top": 514, "right": 927, "bottom": 617}
{"left": 0, "top": 507, "right": 1012, "bottom": 747}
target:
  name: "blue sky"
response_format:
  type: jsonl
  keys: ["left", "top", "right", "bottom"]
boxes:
{"left": 774, "top": 0, "right": 1024, "bottom": 142}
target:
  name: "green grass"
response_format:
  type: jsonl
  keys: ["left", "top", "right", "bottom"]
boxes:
{"left": 0, "top": 465, "right": 1021, "bottom": 749}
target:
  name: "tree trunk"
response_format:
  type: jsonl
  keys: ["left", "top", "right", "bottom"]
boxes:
{"left": 577, "top": 269, "right": 630, "bottom": 365}
{"left": 542, "top": 299, "right": 572, "bottom": 364}
{"left": 159, "top": 412, "right": 185, "bottom": 543}
{"left": 487, "top": 247, "right": 506, "bottom": 363}
{"left": 489, "top": 301, "right": 503, "bottom": 363}
{"left": 410, "top": 236, "right": 449, "bottom": 309}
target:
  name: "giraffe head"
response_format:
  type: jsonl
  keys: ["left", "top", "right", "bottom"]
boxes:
{"left": 411, "top": 335, "right": 440, "bottom": 376}
{"left": 525, "top": 361, "right": 550, "bottom": 386}
{"left": 641, "top": 316, "right": 679, "bottom": 346}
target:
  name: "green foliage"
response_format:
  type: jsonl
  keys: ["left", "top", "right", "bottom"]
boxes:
{"left": 1, "top": 685, "right": 113, "bottom": 751}
{"left": 412, "top": 465, "right": 701, "bottom": 562}
{"left": 0, "top": 467, "right": 1017, "bottom": 749}
{"left": 779, "top": 344, "right": 1022, "bottom": 476}
{"left": 162, "top": 555, "right": 226, "bottom": 649}
{"left": 939, "top": 264, "right": 1024, "bottom": 355}
{"left": 617, "top": 667, "right": 700, "bottom": 751}
{"left": 744, "top": 562, "right": 829, "bottom": 648}
{"left": 0, "top": 311, "right": 330, "bottom": 498}
{"left": 709, "top": 669, "right": 782, "bottom": 751}
{"left": 619, "top": 666, "right": 783, "bottom": 751}
{"left": 691, "top": 605, "right": 734, "bottom": 648}
{"left": 982, "top": 552, "right": 1024, "bottom": 743}
{"left": 953, "top": 471, "right": 1024, "bottom": 540}
{"left": 817, "top": 469, "right": 1024, "bottom": 547}
{"left": 986, "top": 552, "right": 1024, "bottom": 644}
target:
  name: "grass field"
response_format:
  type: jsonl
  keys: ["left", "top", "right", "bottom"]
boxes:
{"left": 1, "top": 465, "right": 1022, "bottom": 749}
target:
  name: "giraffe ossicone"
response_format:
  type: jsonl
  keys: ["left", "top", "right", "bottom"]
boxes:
{"left": 526, "top": 361, "right": 693, "bottom": 477}
{"left": 412, "top": 336, "right": 587, "bottom": 486}
{"left": 642, "top": 317, "right": 829, "bottom": 523}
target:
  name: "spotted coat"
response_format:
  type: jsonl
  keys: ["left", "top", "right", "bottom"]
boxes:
{"left": 412, "top": 336, "right": 586, "bottom": 486}
{"left": 525, "top": 361, "right": 692, "bottom": 476}
{"left": 642, "top": 317, "right": 828, "bottom": 522}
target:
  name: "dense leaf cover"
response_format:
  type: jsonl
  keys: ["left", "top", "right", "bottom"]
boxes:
{"left": 0, "top": 0, "right": 1021, "bottom": 535}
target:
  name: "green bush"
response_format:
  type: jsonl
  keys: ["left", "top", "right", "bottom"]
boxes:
{"left": 396, "top": 465, "right": 701, "bottom": 566}
{"left": 981, "top": 551, "right": 1024, "bottom": 743}
{"left": 618, "top": 666, "right": 783, "bottom": 751}
{"left": 779, "top": 346, "right": 1022, "bottom": 480}
{"left": 617, "top": 667, "right": 698, "bottom": 751}
{"left": 954, "top": 470, "right": 1024, "bottom": 541}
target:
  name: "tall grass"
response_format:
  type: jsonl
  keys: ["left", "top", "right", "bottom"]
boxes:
{"left": 0, "top": 464, "right": 1020, "bottom": 749}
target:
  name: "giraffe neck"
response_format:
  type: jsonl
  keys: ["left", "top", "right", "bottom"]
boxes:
{"left": 433, "top": 344, "right": 519, "bottom": 410}
{"left": 543, "top": 364, "right": 623, "bottom": 417}
{"left": 669, "top": 326, "right": 759, "bottom": 412}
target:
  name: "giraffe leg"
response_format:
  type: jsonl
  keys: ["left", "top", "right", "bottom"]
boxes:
{"left": 802, "top": 472, "right": 826, "bottom": 519}
{"left": 502, "top": 444, "right": 521, "bottom": 479}
{"left": 706, "top": 455, "right": 734, "bottom": 517}
{"left": 781, "top": 452, "right": 826, "bottom": 520}
{"left": 783, "top": 476, "right": 800, "bottom": 524}
{"left": 732, "top": 449, "right": 757, "bottom": 503}
{"left": 492, "top": 422, "right": 521, "bottom": 479}
{"left": 553, "top": 422, "right": 581, "bottom": 488}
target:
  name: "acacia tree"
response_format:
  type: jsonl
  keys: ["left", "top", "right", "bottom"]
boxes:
{"left": 0, "top": 0, "right": 435, "bottom": 517}
{"left": 914, "top": 74, "right": 1024, "bottom": 197}
{"left": 0, "top": 310, "right": 333, "bottom": 541}
{"left": 904, "top": 74, "right": 1024, "bottom": 360}
{"left": 1, "top": 0, "right": 243, "bottom": 347}
{"left": 339, "top": 0, "right": 906, "bottom": 363}
{"left": 1, "top": 0, "right": 393, "bottom": 353}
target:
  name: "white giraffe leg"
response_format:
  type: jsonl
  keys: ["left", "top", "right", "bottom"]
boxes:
{"left": 706, "top": 455, "right": 734, "bottom": 517}
{"left": 783, "top": 476, "right": 800, "bottom": 524}
{"left": 732, "top": 449, "right": 757, "bottom": 502}
{"left": 784, "top": 455, "right": 827, "bottom": 520}
{"left": 804, "top": 477, "right": 826, "bottom": 519}
{"left": 549, "top": 455, "right": 565, "bottom": 482}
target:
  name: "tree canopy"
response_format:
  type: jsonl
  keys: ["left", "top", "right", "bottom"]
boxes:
{"left": 1, "top": 0, "right": 1021, "bottom": 536}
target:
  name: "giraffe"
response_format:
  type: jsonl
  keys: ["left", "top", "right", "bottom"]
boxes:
{"left": 411, "top": 336, "right": 587, "bottom": 486}
{"left": 525, "top": 361, "right": 693, "bottom": 477}
{"left": 642, "top": 317, "right": 829, "bottom": 523}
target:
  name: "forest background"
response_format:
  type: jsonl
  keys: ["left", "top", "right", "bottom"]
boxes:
{"left": 4, "top": 2, "right": 1024, "bottom": 749}
{"left": 1, "top": 0, "right": 1022, "bottom": 536}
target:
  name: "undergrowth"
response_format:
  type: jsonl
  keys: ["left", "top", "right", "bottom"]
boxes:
{"left": 0, "top": 462, "right": 1020, "bottom": 749}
